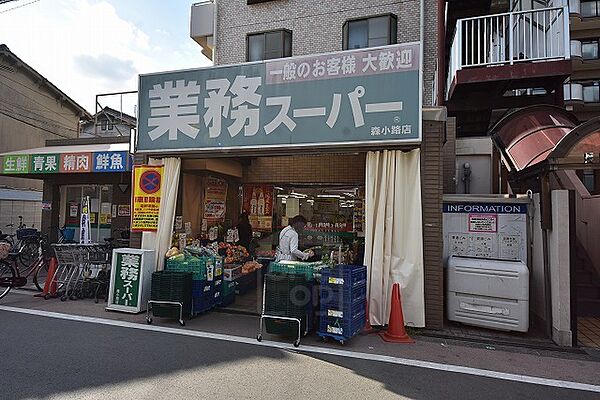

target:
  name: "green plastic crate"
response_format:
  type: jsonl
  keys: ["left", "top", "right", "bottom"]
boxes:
{"left": 268, "top": 261, "right": 323, "bottom": 280}
{"left": 222, "top": 280, "right": 237, "bottom": 297}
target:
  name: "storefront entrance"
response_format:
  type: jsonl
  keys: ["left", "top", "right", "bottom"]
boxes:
{"left": 60, "top": 185, "right": 113, "bottom": 243}
{"left": 174, "top": 154, "right": 366, "bottom": 315}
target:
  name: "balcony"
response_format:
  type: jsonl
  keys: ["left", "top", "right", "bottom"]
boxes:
{"left": 570, "top": 0, "right": 581, "bottom": 17}
{"left": 447, "top": 6, "right": 571, "bottom": 100}
{"left": 190, "top": 1, "right": 215, "bottom": 60}
{"left": 571, "top": 39, "right": 583, "bottom": 59}
{"left": 564, "top": 82, "right": 584, "bottom": 103}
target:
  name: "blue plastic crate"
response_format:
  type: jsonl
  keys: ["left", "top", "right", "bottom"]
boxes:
{"left": 321, "top": 265, "right": 367, "bottom": 287}
{"left": 319, "top": 298, "right": 366, "bottom": 321}
{"left": 191, "top": 280, "right": 212, "bottom": 298}
{"left": 192, "top": 296, "right": 213, "bottom": 314}
{"left": 319, "top": 281, "right": 367, "bottom": 307}
{"left": 318, "top": 309, "right": 366, "bottom": 343}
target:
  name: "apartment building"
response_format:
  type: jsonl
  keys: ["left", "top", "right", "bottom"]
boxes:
{"left": 177, "top": 0, "right": 448, "bottom": 328}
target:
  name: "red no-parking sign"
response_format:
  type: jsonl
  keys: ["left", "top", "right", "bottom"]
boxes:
{"left": 131, "top": 165, "right": 163, "bottom": 232}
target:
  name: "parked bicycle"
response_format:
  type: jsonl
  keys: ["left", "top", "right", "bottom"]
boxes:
{"left": 0, "top": 233, "right": 53, "bottom": 300}
{"left": 0, "top": 216, "right": 42, "bottom": 267}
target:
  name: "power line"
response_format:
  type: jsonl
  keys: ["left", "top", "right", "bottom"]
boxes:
{"left": 0, "top": 108, "right": 79, "bottom": 133}
{"left": 0, "top": 102, "right": 81, "bottom": 133}
{"left": 0, "top": 0, "right": 41, "bottom": 14}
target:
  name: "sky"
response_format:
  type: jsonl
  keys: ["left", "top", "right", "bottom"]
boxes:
{"left": 0, "top": 0, "right": 212, "bottom": 116}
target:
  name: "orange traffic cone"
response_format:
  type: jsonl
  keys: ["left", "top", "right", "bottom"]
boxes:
{"left": 380, "top": 283, "right": 414, "bottom": 343}
{"left": 42, "top": 257, "right": 58, "bottom": 296}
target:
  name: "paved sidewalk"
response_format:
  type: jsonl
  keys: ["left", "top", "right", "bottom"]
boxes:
{"left": 2, "top": 289, "right": 599, "bottom": 386}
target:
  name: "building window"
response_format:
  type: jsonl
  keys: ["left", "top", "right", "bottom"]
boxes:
{"left": 582, "top": 170, "right": 596, "bottom": 193}
{"left": 582, "top": 40, "right": 599, "bottom": 60}
{"left": 100, "top": 120, "right": 107, "bottom": 131}
{"left": 583, "top": 82, "right": 600, "bottom": 102}
{"left": 247, "top": 30, "right": 292, "bottom": 62}
{"left": 107, "top": 122, "right": 114, "bottom": 131}
{"left": 581, "top": 1, "right": 600, "bottom": 17}
{"left": 343, "top": 14, "right": 397, "bottom": 50}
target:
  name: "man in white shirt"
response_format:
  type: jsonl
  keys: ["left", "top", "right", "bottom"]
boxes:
{"left": 275, "top": 215, "right": 313, "bottom": 261}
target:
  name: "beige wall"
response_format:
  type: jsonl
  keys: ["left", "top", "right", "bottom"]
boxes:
{"left": 0, "top": 56, "right": 82, "bottom": 192}
{"left": 531, "top": 191, "right": 573, "bottom": 346}
{"left": 214, "top": 0, "right": 438, "bottom": 105}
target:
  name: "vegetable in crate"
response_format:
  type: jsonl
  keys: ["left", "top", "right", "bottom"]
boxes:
{"left": 165, "top": 247, "right": 180, "bottom": 258}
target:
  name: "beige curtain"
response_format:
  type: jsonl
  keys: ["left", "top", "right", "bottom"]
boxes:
{"left": 364, "top": 149, "right": 425, "bottom": 327}
{"left": 154, "top": 157, "right": 181, "bottom": 271}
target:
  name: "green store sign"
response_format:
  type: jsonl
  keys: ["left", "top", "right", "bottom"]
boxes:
{"left": 112, "top": 252, "right": 141, "bottom": 308}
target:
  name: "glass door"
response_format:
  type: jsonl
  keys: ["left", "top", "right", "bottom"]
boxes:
{"left": 61, "top": 185, "right": 113, "bottom": 243}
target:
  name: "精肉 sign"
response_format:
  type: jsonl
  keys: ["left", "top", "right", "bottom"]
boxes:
{"left": 136, "top": 43, "right": 421, "bottom": 154}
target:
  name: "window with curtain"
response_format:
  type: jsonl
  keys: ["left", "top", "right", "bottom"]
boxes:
{"left": 583, "top": 82, "right": 600, "bottom": 102}
{"left": 582, "top": 39, "right": 599, "bottom": 59}
{"left": 247, "top": 30, "right": 292, "bottom": 62}
{"left": 343, "top": 14, "right": 397, "bottom": 50}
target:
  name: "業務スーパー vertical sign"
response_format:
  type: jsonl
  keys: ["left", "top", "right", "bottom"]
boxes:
{"left": 107, "top": 248, "right": 155, "bottom": 313}
{"left": 131, "top": 165, "right": 163, "bottom": 232}
{"left": 112, "top": 251, "right": 141, "bottom": 308}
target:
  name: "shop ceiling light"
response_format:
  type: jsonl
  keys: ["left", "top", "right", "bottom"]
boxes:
{"left": 317, "top": 194, "right": 341, "bottom": 198}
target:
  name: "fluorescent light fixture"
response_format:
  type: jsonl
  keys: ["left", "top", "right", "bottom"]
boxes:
{"left": 317, "top": 194, "right": 341, "bottom": 198}
{"left": 274, "top": 187, "right": 284, "bottom": 190}
{"left": 290, "top": 192, "right": 307, "bottom": 198}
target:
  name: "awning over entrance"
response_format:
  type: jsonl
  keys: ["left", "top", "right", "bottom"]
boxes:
{"left": 0, "top": 142, "right": 132, "bottom": 177}
{"left": 490, "top": 106, "right": 579, "bottom": 173}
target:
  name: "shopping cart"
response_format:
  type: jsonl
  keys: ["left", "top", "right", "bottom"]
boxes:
{"left": 49, "top": 244, "right": 111, "bottom": 301}
{"left": 256, "top": 273, "right": 314, "bottom": 348}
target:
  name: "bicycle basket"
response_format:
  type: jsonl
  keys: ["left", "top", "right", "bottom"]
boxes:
{"left": 0, "top": 241, "right": 10, "bottom": 260}
{"left": 16, "top": 228, "right": 39, "bottom": 240}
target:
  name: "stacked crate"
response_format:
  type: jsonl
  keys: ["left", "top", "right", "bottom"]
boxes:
{"left": 264, "top": 273, "right": 314, "bottom": 336}
{"left": 150, "top": 271, "right": 193, "bottom": 320}
{"left": 268, "top": 260, "right": 322, "bottom": 280}
{"left": 166, "top": 255, "right": 223, "bottom": 315}
{"left": 318, "top": 265, "right": 367, "bottom": 344}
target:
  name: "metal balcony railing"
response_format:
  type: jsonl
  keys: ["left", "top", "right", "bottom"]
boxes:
{"left": 447, "top": 6, "right": 571, "bottom": 98}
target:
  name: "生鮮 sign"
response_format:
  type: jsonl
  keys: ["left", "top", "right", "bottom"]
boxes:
{"left": 136, "top": 42, "right": 421, "bottom": 153}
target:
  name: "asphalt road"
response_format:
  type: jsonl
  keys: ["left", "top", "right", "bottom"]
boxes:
{"left": 0, "top": 310, "right": 598, "bottom": 400}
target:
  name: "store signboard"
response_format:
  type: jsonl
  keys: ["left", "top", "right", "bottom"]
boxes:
{"left": 92, "top": 151, "right": 130, "bottom": 172}
{"left": 243, "top": 184, "right": 273, "bottom": 231}
{"left": 107, "top": 248, "right": 155, "bottom": 313}
{"left": 131, "top": 165, "right": 163, "bottom": 232}
{"left": 443, "top": 200, "right": 529, "bottom": 263}
{"left": 1, "top": 151, "right": 132, "bottom": 174}
{"left": 204, "top": 176, "right": 228, "bottom": 220}
{"left": 137, "top": 42, "right": 421, "bottom": 154}
{"left": 2, "top": 155, "right": 29, "bottom": 174}
{"left": 60, "top": 152, "right": 92, "bottom": 173}
{"left": 31, "top": 154, "right": 59, "bottom": 173}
